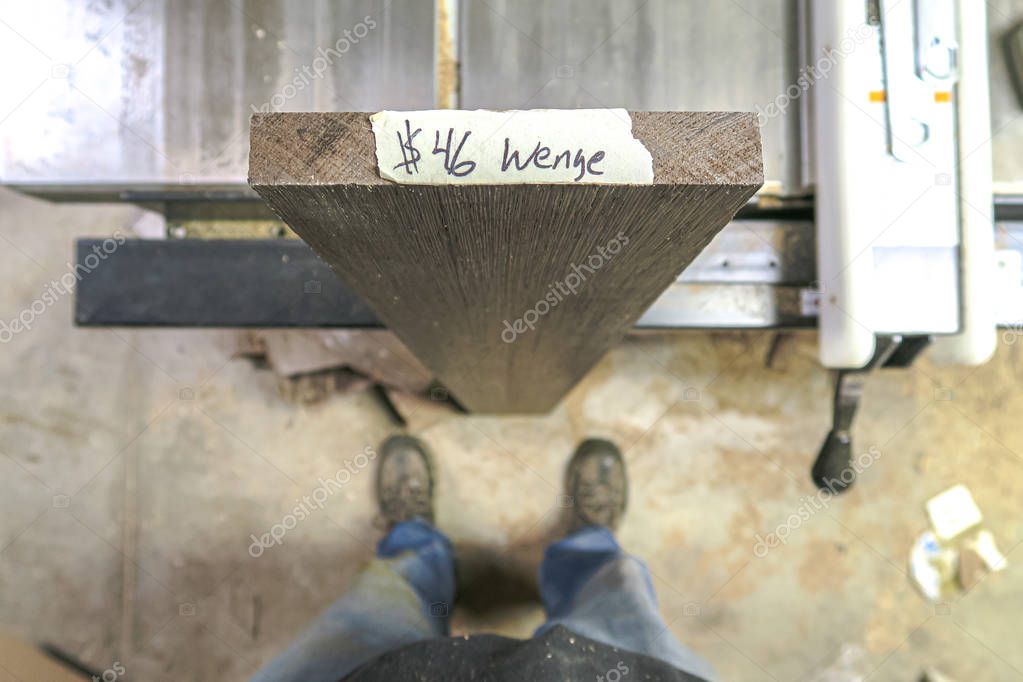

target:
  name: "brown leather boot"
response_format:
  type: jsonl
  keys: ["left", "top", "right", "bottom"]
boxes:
{"left": 565, "top": 438, "right": 628, "bottom": 531}
{"left": 376, "top": 435, "right": 435, "bottom": 527}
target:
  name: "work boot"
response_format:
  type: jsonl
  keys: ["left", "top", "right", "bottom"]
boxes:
{"left": 376, "top": 435, "right": 435, "bottom": 528}
{"left": 564, "top": 438, "right": 628, "bottom": 531}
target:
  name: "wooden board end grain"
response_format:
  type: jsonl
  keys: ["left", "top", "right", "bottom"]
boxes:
{"left": 249, "top": 111, "right": 763, "bottom": 412}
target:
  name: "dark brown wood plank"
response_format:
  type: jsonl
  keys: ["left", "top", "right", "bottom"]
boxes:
{"left": 249, "top": 111, "right": 763, "bottom": 412}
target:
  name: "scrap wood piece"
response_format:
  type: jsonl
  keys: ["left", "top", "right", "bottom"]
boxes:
{"left": 382, "top": 387, "right": 460, "bottom": 432}
{"left": 257, "top": 329, "right": 432, "bottom": 393}
{"left": 277, "top": 369, "right": 370, "bottom": 405}
{"left": 249, "top": 110, "right": 763, "bottom": 412}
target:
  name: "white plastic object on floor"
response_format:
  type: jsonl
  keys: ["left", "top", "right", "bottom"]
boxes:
{"left": 926, "top": 484, "right": 984, "bottom": 541}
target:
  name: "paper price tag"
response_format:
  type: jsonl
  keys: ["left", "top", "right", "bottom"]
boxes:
{"left": 371, "top": 109, "right": 653, "bottom": 185}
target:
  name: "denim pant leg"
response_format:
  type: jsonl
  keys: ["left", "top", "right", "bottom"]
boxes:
{"left": 536, "top": 526, "right": 719, "bottom": 682}
{"left": 251, "top": 520, "right": 456, "bottom": 682}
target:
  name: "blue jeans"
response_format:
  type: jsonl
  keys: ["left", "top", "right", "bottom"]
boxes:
{"left": 252, "top": 521, "right": 718, "bottom": 682}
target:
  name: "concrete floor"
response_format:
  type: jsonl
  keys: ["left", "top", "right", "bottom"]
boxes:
{"left": 1, "top": 186, "right": 1021, "bottom": 681}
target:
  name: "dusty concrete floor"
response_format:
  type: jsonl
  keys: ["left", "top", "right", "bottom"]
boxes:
{"left": 1, "top": 186, "right": 1021, "bottom": 681}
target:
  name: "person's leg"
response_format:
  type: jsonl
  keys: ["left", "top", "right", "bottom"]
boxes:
{"left": 252, "top": 437, "right": 451, "bottom": 682}
{"left": 536, "top": 439, "right": 719, "bottom": 682}
{"left": 538, "top": 526, "right": 718, "bottom": 681}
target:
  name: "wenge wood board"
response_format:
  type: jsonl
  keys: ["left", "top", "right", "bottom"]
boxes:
{"left": 249, "top": 111, "right": 763, "bottom": 412}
